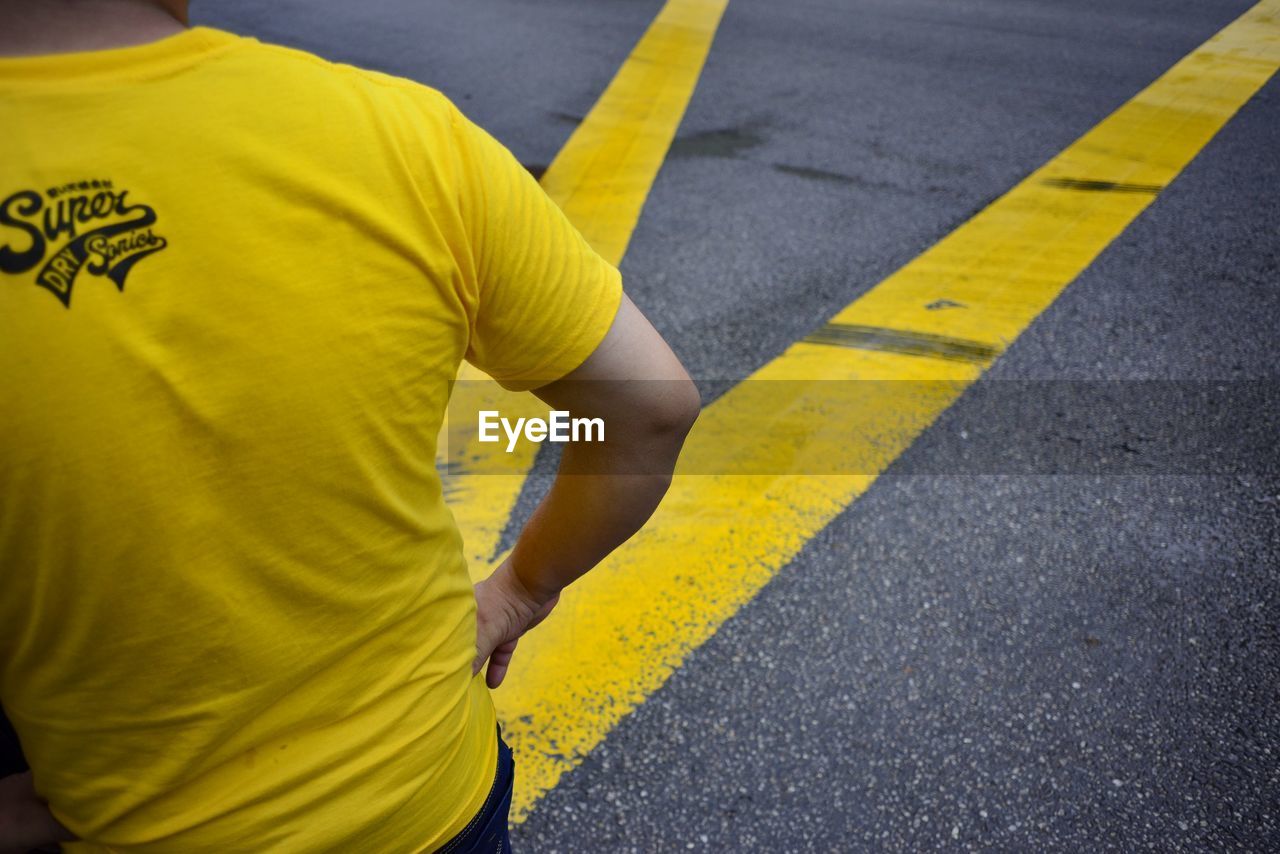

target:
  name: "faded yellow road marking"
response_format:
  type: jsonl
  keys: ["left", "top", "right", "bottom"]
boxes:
{"left": 540, "top": 0, "right": 731, "bottom": 265}
{"left": 496, "top": 0, "right": 1280, "bottom": 821}
{"left": 440, "top": 0, "right": 730, "bottom": 578}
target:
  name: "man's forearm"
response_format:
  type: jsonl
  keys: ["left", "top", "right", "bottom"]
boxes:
{"left": 506, "top": 467, "right": 675, "bottom": 605}
{"left": 493, "top": 293, "right": 700, "bottom": 611}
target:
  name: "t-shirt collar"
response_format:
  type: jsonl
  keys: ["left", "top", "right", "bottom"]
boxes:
{"left": 0, "top": 26, "right": 247, "bottom": 89}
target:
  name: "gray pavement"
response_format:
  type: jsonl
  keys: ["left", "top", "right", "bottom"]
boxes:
{"left": 198, "top": 1, "right": 1280, "bottom": 849}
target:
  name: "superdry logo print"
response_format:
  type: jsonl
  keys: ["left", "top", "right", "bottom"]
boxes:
{"left": 0, "top": 179, "right": 168, "bottom": 307}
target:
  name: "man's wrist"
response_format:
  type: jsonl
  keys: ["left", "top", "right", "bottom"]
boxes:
{"left": 496, "top": 557, "right": 557, "bottom": 616}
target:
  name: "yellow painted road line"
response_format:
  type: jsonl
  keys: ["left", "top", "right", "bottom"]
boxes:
{"left": 440, "top": 0, "right": 730, "bottom": 578}
{"left": 540, "top": 0, "right": 731, "bottom": 264}
{"left": 497, "top": 1, "right": 1280, "bottom": 821}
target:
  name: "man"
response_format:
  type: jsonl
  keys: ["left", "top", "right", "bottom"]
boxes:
{"left": 0, "top": 0, "right": 700, "bottom": 850}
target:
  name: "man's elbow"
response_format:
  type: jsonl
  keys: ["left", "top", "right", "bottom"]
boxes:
{"left": 639, "top": 377, "right": 700, "bottom": 454}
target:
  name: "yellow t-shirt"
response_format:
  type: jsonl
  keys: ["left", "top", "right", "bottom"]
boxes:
{"left": 0, "top": 27, "right": 621, "bottom": 852}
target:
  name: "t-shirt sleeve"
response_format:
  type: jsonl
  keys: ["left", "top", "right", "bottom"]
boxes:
{"left": 449, "top": 106, "right": 622, "bottom": 390}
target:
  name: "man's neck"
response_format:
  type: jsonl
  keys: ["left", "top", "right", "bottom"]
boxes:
{"left": 0, "top": 0, "right": 186, "bottom": 58}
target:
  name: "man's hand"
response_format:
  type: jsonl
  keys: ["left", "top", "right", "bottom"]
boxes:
{"left": 473, "top": 559, "right": 558, "bottom": 689}
{"left": 0, "top": 772, "right": 75, "bottom": 854}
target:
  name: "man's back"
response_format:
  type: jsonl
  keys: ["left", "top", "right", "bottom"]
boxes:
{"left": 0, "top": 27, "right": 621, "bottom": 851}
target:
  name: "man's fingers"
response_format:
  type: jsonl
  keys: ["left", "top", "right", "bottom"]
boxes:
{"left": 485, "top": 639, "right": 518, "bottom": 689}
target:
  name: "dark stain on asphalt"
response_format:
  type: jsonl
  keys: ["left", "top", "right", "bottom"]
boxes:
{"left": 1042, "top": 177, "right": 1163, "bottom": 194}
{"left": 771, "top": 161, "right": 937, "bottom": 198}
{"left": 771, "top": 163, "right": 859, "bottom": 185}
{"left": 550, "top": 110, "right": 586, "bottom": 125}
{"left": 669, "top": 125, "right": 766, "bottom": 159}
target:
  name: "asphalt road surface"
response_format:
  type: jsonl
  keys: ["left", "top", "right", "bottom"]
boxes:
{"left": 197, "top": 1, "right": 1279, "bottom": 850}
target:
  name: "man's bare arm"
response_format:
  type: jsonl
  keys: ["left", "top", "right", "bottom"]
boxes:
{"left": 473, "top": 294, "right": 700, "bottom": 687}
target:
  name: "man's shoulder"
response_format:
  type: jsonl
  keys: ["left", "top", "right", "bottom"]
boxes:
{"left": 227, "top": 33, "right": 459, "bottom": 124}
